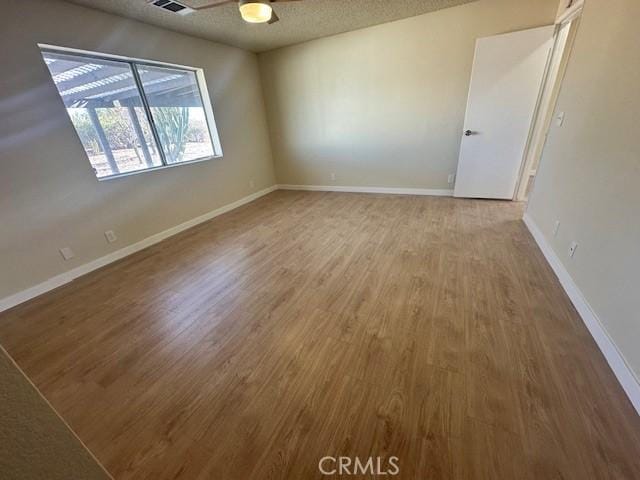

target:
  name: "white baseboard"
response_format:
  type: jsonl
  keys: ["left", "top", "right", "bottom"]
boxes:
{"left": 0, "top": 186, "right": 278, "bottom": 313}
{"left": 523, "top": 213, "right": 640, "bottom": 416}
{"left": 277, "top": 184, "right": 454, "bottom": 197}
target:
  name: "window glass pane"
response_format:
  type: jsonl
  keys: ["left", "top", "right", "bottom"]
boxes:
{"left": 42, "top": 51, "right": 162, "bottom": 178}
{"left": 136, "top": 65, "right": 215, "bottom": 164}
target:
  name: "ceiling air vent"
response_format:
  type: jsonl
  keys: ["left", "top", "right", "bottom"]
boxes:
{"left": 149, "top": 0, "right": 195, "bottom": 15}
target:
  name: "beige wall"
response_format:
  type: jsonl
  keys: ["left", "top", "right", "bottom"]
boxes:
{"left": 527, "top": 0, "right": 640, "bottom": 377}
{"left": 258, "top": 0, "right": 558, "bottom": 189}
{"left": 0, "top": 0, "right": 275, "bottom": 300}
{"left": 0, "top": 347, "right": 111, "bottom": 479}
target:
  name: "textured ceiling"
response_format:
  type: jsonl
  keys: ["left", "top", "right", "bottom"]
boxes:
{"left": 65, "top": 0, "right": 478, "bottom": 53}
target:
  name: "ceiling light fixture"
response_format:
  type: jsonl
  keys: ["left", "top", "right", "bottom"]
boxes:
{"left": 238, "top": 0, "right": 273, "bottom": 24}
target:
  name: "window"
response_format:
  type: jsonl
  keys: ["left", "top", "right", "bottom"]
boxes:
{"left": 40, "top": 47, "right": 222, "bottom": 179}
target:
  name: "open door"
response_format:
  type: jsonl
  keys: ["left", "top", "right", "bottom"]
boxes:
{"left": 454, "top": 26, "right": 554, "bottom": 199}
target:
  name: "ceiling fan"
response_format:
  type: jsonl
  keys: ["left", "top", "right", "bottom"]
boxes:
{"left": 160, "top": 0, "right": 301, "bottom": 24}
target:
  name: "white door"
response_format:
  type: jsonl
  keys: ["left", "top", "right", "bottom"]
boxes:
{"left": 454, "top": 26, "right": 554, "bottom": 199}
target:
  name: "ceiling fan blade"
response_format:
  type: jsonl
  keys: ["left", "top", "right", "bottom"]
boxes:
{"left": 268, "top": 9, "right": 279, "bottom": 24}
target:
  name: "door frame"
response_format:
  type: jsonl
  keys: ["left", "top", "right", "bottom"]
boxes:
{"left": 514, "top": 3, "right": 584, "bottom": 201}
{"left": 557, "top": 0, "right": 585, "bottom": 24}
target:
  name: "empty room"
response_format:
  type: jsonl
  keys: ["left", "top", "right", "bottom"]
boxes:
{"left": 1, "top": 0, "right": 639, "bottom": 478}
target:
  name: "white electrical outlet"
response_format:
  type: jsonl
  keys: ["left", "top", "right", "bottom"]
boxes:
{"left": 553, "top": 220, "right": 561, "bottom": 237}
{"left": 104, "top": 230, "right": 117, "bottom": 244}
{"left": 448, "top": 173, "right": 456, "bottom": 185}
{"left": 330, "top": 172, "right": 336, "bottom": 181}
{"left": 59, "top": 247, "right": 75, "bottom": 261}
{"left": 568, "top": 241, "right": 578, "bottom": 258}
{"left": 249, "top": 179, "right": 255, "bottom": 189}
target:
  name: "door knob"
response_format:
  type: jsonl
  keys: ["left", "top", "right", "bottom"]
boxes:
{"left": 464, "top": 130, "right": 474, "bottom": 136}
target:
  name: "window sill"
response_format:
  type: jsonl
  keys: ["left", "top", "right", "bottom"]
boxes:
{"left": 96, "top": 154, "right": 223, "bottom": 182}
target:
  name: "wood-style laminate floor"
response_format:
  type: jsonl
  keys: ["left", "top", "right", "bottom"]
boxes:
{"left": 1, "top": 191, "right": 639, "bottom": 479}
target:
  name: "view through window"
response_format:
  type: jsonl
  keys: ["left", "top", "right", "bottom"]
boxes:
{"left": 41, "top": 48, "right": 220, "bottom": 179}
